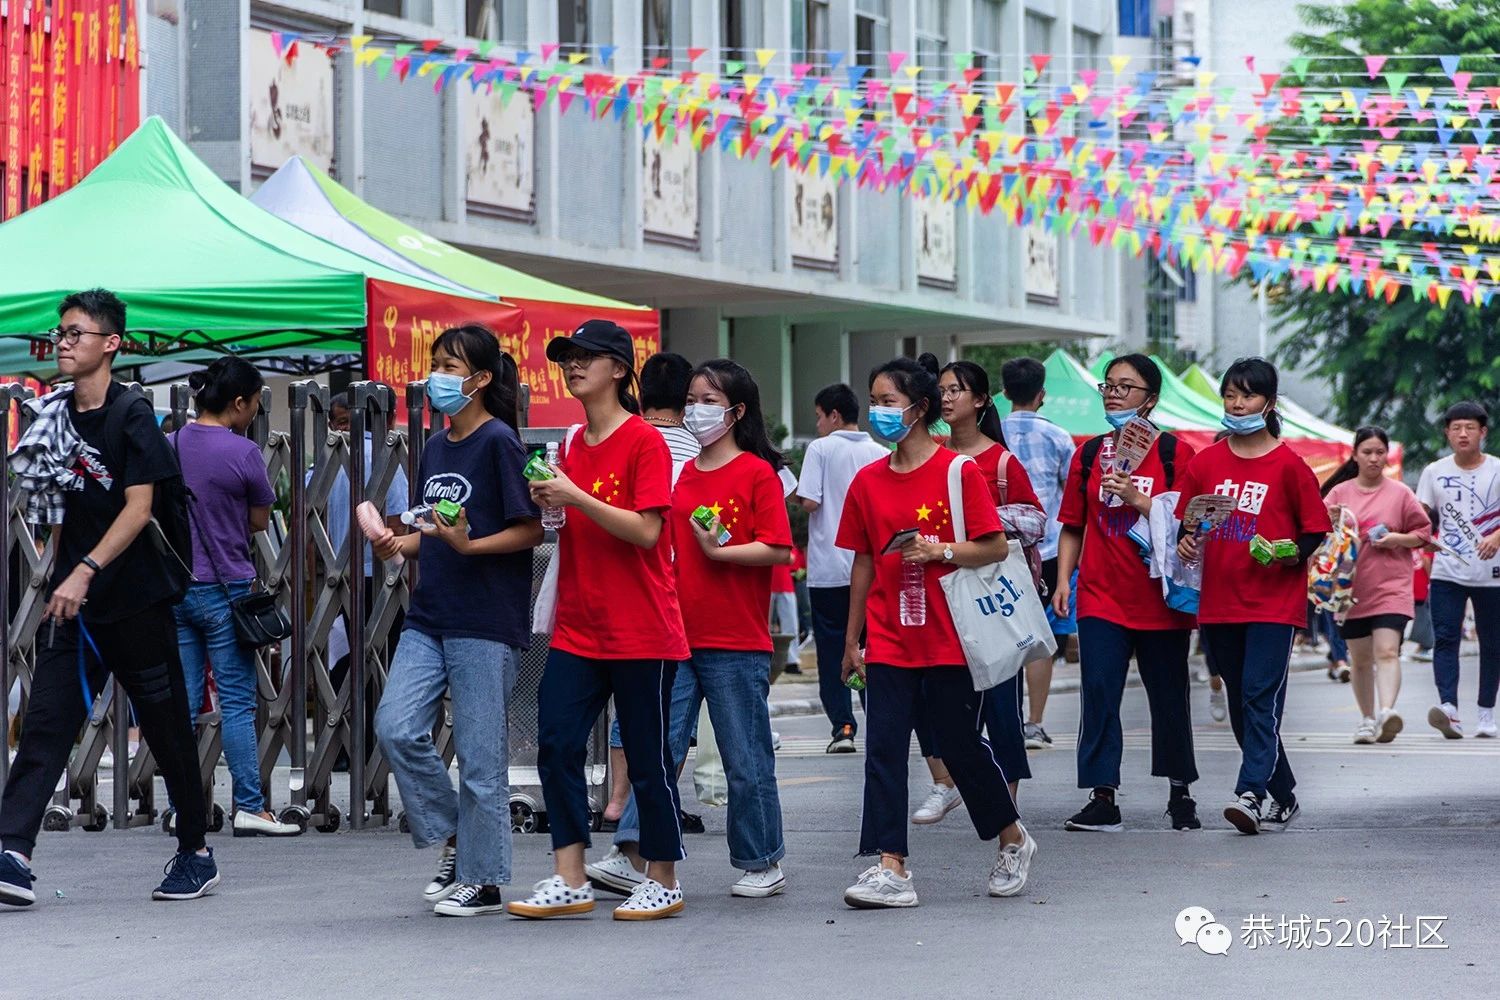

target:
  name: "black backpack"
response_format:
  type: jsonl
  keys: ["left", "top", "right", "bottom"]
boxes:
{"left": 103, "top": 387, "right": 195, "bottom": 602}
{"left": 1079, "top": 431, "right": 1178, "bottom": 501}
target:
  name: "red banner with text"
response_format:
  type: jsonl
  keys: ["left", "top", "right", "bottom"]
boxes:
{"left": 504, "top": 298, "right": 661, "bottom": 428}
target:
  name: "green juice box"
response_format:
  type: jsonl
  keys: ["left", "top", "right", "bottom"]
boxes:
{"left": 691, "top": 505, "right": 732, "bottom": 546}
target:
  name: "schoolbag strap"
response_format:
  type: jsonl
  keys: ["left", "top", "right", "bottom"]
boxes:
{"left": 1079, "top": 434, "right": 1106, "bottom": 502}
{"left": 947, "top": 454, "right": 974, "bottom": 544}
{"left": 993, "top": 447, "right": 1010, "bottom": 506}
{"left": 1159, "top": 432, "right": 1178, "bottom": 489}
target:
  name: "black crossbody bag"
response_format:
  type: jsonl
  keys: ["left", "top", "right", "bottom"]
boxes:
{"left": 174, "top": 431, "right": 291, "bottom": 648}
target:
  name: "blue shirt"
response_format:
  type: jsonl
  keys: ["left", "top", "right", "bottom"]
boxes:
{"left": 323, "top": 434, "right": 410, "bottom": 579}
{"left": 1001, "top": 411, "right": 1076, "bottom": 560}
{"left": 403, "top": 419, "right": 539, "bottom": 646}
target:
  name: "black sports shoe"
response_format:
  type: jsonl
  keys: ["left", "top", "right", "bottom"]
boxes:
{"left": 1063, "top": 791, "right": 1123, "bottom": 832}
{"left": 0, "top": 852, "right": 36, "bottom": 907}
{"left": 1167, "top": 794, "right": 1202, "bottom": 831}
{"left": 679, "top": 809, "right": 706, "bottom": 835}
{"left": 1261, "top": 796, "right": 1300, "bottom": 832}
{"left": 827, "top": 724, "right": 857, "bottom": 754}
{"left": 1224, "top": 792, "right": 1263, "bottom": 835}
{"left": 423, "top": 845, "right": 458, "bottom": 903}
{"left": 433, "top": 883, "right": 505, "bottom": 916}
{"left": 151, "top": 848, "right": 220, "bottom": 901}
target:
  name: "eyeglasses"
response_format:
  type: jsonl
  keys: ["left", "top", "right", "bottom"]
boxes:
{"left": 48, "top": 325, "right": 107, "bottom": 346}
{"left": 1097, "top": 380, "right": 1149, "bottom": 398}
{"left": 556, "top": 352, "right": 601, "bottom": 371}
{"left": 939, "top": 387, "right": 970, "bottom": 400}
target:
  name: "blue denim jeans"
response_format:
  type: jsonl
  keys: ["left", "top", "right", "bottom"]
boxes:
{"left": 616, "top": 649, "right": 785, "bottom": 871}
{"left": 375, "top": 630, "right": 520, "bottom": 886}
{"left": 173, "top": 581, "right": 263, "bottom": 813}
{"left": 1430, "top": 580, "right": 1500, "bottom": 709}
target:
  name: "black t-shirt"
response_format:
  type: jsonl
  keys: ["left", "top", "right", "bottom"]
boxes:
{"left": 54, "top": 383, "right": 182, "bottom": 623}
{"left": 403, "top": 418, "right": 539, "bottom": 646}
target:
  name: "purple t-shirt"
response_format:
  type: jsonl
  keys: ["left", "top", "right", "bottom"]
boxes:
{"left": 169, "top": 423, "right": 276, "bottom": 583}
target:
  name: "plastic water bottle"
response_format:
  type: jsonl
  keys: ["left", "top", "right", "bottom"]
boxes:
{"left": 541, "top": 441, "right": 567, "bottom": 531}
{"left": 899, "top": 560, "right": 927, "bottom": 626}
{"left": 1099, "top": 434, "right": 1120, "bottom": 507}
{"left": 400, "top": 504, "right": 435, "bottom": 528}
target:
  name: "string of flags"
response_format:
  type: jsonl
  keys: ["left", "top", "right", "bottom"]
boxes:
{"left": 268, "top": 31, "right": 1500, "bottom": 309}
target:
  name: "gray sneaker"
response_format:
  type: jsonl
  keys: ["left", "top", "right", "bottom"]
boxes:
{"left": 843, "top": 865, "right": 918, "bottom": 909}
{"left": 1023, "top": 723, "right": 1053, "bottom": 750}
{"left": 988, "top": 824, "right": 1037, "bottom": 897}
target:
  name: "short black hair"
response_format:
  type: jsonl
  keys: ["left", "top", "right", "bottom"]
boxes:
{"left": 58, "top": 288, "right": 126, "bottom": 337}
{"left": 328, "top": 391, "right": 351, "bottom": 412}
{"left": 814, "top": 383, "right": 858, "bottom": 424}
{"left": 639, "top": 352, "right": 693, "bottom": 412}
{"left": 1444, "top": 400, "right": 1489, "bottom": 429}
{"left": 1001, "top": 357, "right": 1046, "bottom": 406}
{"left": 1219, "top": 356, "right": 1284, "bottom": 437}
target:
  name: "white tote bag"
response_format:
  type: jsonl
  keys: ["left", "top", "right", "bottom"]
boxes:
{"left": 531, "top": 425, "right": 583, "bottom": 635}
{"left": 938, "top": 455, "right": 1057, "bottom": 691}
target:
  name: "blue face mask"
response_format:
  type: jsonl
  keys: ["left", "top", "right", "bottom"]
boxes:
{"left": 428, "top": 372, "right": 475, "bottom": 416}
{"left": 1222, "top": 407, "right": 1268, "bottom": 436}
{"left": 869, "top": 404, "right": 915, "bottom": 443}
{"left": 1104, "top": 406, "right": 1139, "bottom": 430}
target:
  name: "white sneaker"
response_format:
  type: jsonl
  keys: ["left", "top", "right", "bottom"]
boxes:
{"left": 584, "top": 846, "right": 647, "bottom": 896}
{"left": 613, "top": 878, "right": 685, "bottom": 920}
{"left": 1353, "top": 717, "right": 1378, "bottom": 744}
{"left": 730, "top": 864, "right": 786, "bottom": 898}
{"left": 231, "top": 810, "right": 302, "bottom": 838}
{"left": 843, "top": 865, "right": 918, "bottom": 909}
{"left": 1377, "top": 708, "right": 1404, "bottom": 743}
{"left": 1414, "top": 648, "right": 1434, "bottom": 662}
{"left": 423, "top": 845, "right": 458, "bottom": 903}
{"left": 1208, "top": 687, "right": 1227, "bottom": 723}
{"left": 988, "top": 824, "right": 1037, "bottom": 897}
{"left": 911, "top": 783, "right": 962, "bottom": 824}
{"left": 1477, "top": 708, "right": 1497, "bottom": 738}
{"left": 1428, "top": 703, "right": 1464, "bottom": 739}
{"left": 505, "top": 875, "right": 596, "bottom": 919}
{"left": 771, "top": 730, "right": 782, "bottom": 751}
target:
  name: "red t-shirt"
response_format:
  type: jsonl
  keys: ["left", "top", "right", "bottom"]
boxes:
{"left": 673, "top": 452, "right": 793, "bottom": 652}
{"left": 1174, "top": 440, "right": 1332, "bottom": 629}
{"left": 552, "top": 416, "right": 689, "bottom": 661}
{"left": 836, "top": 448, "right": 1004, "bottom": 668}
{"left": 971, "top": 444, "right": 1043, "bottom": 510}
{"left": 1058, "top": 434, "right": 1197, "bottom": 630}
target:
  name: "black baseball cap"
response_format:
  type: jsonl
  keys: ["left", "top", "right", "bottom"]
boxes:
{"left": 546, "top": 319, "right": 635, "bottom": 369}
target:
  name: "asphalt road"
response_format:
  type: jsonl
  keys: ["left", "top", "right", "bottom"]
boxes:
{"left": 2, "top": 655, "right": 1493, "bottom": 999}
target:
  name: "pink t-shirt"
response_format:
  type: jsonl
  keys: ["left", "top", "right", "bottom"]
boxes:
{"left": 1325, "top": 478, "right": 1432, "bottom": 620}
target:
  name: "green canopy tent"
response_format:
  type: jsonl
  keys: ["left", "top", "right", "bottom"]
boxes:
{"left": 0, "top": 116, "right": 502, "bottom": 375}
{"left": 993, "top": 350, "right": 1221, "bottom": 440}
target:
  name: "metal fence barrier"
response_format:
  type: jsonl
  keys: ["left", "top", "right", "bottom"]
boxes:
{"left": 1, "top": 378, "right": 608, "bottom": 837}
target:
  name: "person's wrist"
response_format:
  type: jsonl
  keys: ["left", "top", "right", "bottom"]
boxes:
{"left": 79, "top": 555, "right": 101, "bottom": 575}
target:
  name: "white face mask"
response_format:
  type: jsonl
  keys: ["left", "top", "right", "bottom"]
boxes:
{"left": 684, "top": 403, "right": 733, "bottom": 446}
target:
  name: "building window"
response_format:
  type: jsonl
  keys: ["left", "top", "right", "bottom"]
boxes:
{"left": 1119, "top": 0, "right": 1151, "bottom": 38}
{"left": 855, "top": 0, "right": 889, "bottom": 75}
{"left": 791, "top": 0, "right": 830, "bottom": 69}
{"left": 1072, "top": 28, "right": 1100, "bottom": 72}
{"left": 1146, "top": 257, "right": 1181, "bottom": 353}
{"left": 915, "top": 0, "right": 947, "bottom": 83}
{"left": 365, "top": 0, "right": 434, "bottom": 23}
{"left": 973, "top": 0, "right": 1003, "bottom": 82}
{"left": 645, "top": 0, "right": 673, "bottom": 66}
{"left": 723, "top": 0, "right": 762, "bottom": 68}
{"left": 559, "top": 0, "right": 612, "bottom": 54}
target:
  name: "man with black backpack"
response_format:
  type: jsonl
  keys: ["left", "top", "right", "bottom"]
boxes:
{"left": 0, "top": 289, "right": 217, "bottom": 908}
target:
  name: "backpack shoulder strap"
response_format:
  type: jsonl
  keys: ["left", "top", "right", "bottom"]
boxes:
{"left": 993, "top": 446, "right": 1010, "bottom": 505}
{"left": 946, "top": 454, "right": 975, "bottom": 543}
{"left": 1078, "top": 434, "right": 1106, "bottom": 500}
{"left": 1158, "top": 432, "right": 1178, "bottom": 488}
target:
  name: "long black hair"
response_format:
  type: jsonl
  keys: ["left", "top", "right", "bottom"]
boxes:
{"left": 691, "top": 358, "right": 784, "bottom": 471}
{"left": 940, "top": 360, "right": 1007, "bottom": 445}
{"left": 870, "top": 353, "right": 943, "bottom": 429}
{"left": 1106, "top": 353, "right": 1163, "bottom": 398}
{"left": 1321, "top": 426, "right": 1390, "bottom": 496}
{"left": 431, "top": 324, "right": 520, "bottom": 430}
{"left": 189, "top": 357, "right": 264, "bottom": 414}
{"left": 1219, "top": 357, "right": 1283, "bottom": 437}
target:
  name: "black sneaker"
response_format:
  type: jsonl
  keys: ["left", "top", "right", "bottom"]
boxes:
{"left": 1064, "top": 791, "right": 1123, "bottom": 832}
{"left": 433, "top": 883, "right": 505, "bottom": 916}
{"left": 1224, "top": 792, "right": 1262, "bottom": 835}
{"left": 423, "top": 844, "right": 458, "bottom": 903}
{"left": 679, "top": 809, "right": 706, "bottom": 835}
{"left": 827, "top": 724, "right": 857, "bottom": 754}
{"left": 0, "top": 852, "right": 36, "bottom": 907}
{"left": 1167, "top": 794, "right": 1202, "bottom": 831}
{"left": 1261, "top": 796, "right": 1300, "bottom": 832}
{"left": 151, "top": 848, "right": 220, "bottom": 901}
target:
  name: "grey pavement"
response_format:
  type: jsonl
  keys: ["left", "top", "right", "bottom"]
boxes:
{"left": 3, "top": 651, "right": 1494, "bottom": 999}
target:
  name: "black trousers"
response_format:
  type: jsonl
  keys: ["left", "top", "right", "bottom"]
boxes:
{"left": 860, "top": 664, "right": 1020, "bottom": 858}
{"left": 0, "top": 602, "right": 206, "bottom": 857}
{"left": 809, "top": 586, "right": 866, "bottom": 737}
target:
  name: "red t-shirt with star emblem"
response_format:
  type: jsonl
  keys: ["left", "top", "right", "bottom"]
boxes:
{"left": 836, "top": 447, "right": 1004, "bottom": 668}
{"left": 552, "top": 415, "right": 689, "bottom": 661}
{"left": 672, "top": 452, "right": 794, "bottom": 652}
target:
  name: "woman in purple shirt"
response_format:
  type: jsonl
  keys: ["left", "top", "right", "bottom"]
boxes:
{"left": 170, "top": 359, "right": 299, "bottom": 837}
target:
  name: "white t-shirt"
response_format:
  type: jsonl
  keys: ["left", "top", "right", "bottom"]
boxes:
{"left": 1416, "top": 454, "right": 1500, "bottom": 586}
{"left": 797, "top": 429, "right": 889, "bottom": 588}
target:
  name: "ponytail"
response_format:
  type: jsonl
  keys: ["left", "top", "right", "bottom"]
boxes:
{"left": 940, "top": 359, "right": 1008, "bottom": 447}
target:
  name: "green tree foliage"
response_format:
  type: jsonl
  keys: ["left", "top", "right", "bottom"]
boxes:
{"left": 1268, "top": 1, "right": 1500, "bottom": 465}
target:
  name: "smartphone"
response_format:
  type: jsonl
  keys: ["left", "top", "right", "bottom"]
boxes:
{"left": 882, "top": 527, "right": 921, "bottom": 555}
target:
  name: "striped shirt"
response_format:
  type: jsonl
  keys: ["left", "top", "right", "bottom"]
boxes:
{"left": 1001, "top": 411, "right": 1076, "bottom": 561}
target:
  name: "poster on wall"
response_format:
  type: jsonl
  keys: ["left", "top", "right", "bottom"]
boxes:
{"left": 791, "top": 168, "right": 838, "bottom": 267}
{"left": 916, "top": 194, "right": 957, "bottom": 286}
{"left": 464, "top": 85, "right": 534, "bottom": 218}
{"left": 642, "top": 129, "right": 698, "bottom": 246}
{"left": 1025, "top": 221, "right": 1061, "bottom": 304}
{"left": 248, "top": 28, "right": 334, "bottom": 173}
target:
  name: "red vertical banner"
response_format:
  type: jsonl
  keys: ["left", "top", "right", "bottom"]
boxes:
{"left": 49, "top": 0, "right": 67, "bottom": 196}
{"left": 25, "top": 0, "right": 43, "bottom": 205}
{"left": 83, "top": 0, "right": 98, "bottom": 173}
{"left": 67, "top": 0, "right": 83, "bottom": 185}
{"left": 4, "top": 0, "right": 25, "bottom": 219}
{"left": 120, "top": 0, "right": 136, "bottom": 139}
{"left": 101, "top": 0, "right": 116, "bottom": 153}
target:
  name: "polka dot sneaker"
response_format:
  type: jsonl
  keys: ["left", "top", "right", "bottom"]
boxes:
{"left": 505, "top": 875, "right": 595, "bottom": 919}
{"left": 612, "top": 878, "right": 685, "bottom": 921}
